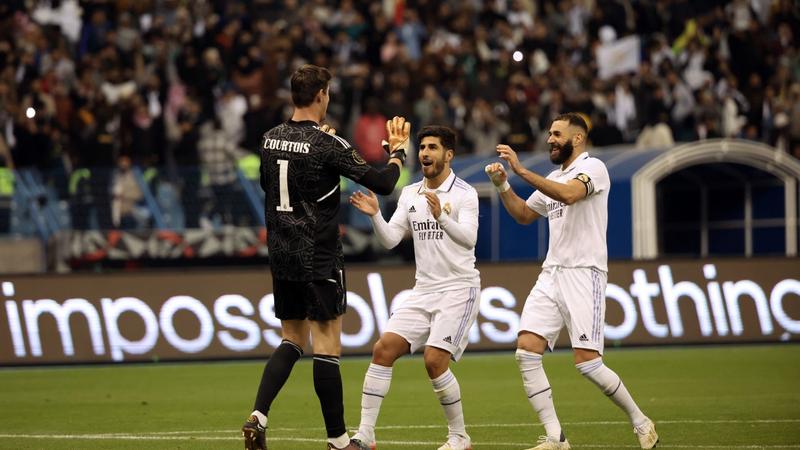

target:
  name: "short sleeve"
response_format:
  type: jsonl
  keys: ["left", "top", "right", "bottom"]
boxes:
{"left": 574, "top": 158, "right": 610, "bottom": 196}
{"left": 526, "top": 189, "right": 548, "bottom": 216}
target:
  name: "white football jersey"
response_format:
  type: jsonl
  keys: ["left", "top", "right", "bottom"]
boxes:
{"left": 525, "top": 152, "right": 610, "bottom": 271}
{"left": 378, "top": 170, "right": 481, "bottom": 293}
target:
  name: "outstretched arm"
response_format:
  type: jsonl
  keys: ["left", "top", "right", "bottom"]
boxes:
{"left": 485, "top": 162, "right": 541, "bottom": 225}
{"left": 496, "top": 144, "right": 587, "bottom": 205}
{"left": 357, "top": 165, "right": 400, "bottom": 195}
{"left": 350, "top": 190, "right": 407, "bottom": 248}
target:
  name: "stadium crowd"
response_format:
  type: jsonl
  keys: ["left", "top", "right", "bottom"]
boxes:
{"left": 0, "top": 0, "right": 798, "bottom": 183}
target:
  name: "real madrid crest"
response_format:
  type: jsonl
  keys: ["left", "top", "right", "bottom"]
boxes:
{"left": 443, "top": 202, "right": 451, "bottom": 215}
{"left": 352, "top": 149, "right": 367, "bottom": 165}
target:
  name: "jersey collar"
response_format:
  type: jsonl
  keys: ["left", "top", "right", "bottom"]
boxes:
{"left": 560, "top": 152, "right": 589, "bottom": 174}
{"left": 288, "top": 119, "right": 318, "bottom": 126}
{"left": 418, "top": 169, "right": 456, "bottom": 193}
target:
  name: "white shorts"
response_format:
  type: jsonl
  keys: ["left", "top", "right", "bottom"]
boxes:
{"left": 519, "top": 267, "right": 607, "bottom": 354}
{"left": 384, "top": 287, "right": 480, "bottom": 361}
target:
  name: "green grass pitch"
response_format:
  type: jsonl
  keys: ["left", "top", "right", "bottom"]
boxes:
{"left": 0, "top": 345, "right": 798, "bottom": 449}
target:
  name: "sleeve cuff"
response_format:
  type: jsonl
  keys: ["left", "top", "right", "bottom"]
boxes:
{"left": 436, "top": 212, "right": 451, "bottom": 228}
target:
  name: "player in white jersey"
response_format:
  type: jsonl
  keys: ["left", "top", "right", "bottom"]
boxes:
{"left": 349, "top": 125, "right": 480, "bottom": 450}
{"left": 485, "top": 113, "right": 658, "bottom": 450}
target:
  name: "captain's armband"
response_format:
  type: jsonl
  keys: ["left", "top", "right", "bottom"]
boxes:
{"left": 575, "top": 173, "right": 594, "bottom": 196}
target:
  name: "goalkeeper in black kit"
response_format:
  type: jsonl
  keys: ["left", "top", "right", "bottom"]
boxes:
{"left": 241, "top": 64, "right": 411, "bottom": 450}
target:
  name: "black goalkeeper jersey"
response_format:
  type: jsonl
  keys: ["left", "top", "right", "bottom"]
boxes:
{"left": 260, "top": 120, "right": 372, "bottom": 281}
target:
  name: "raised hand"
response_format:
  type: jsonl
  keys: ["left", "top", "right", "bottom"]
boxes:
{"left": 386, "top": 116, "right": 411, "bottom": 153}
{"left": 484, "top": 162, "right": 508, "bottom": 187}
{"left": 349, "top": 190, "right": 380, "bottom": 216}
{"left": 496, "top": 144, "right": 522, "bottom": 173}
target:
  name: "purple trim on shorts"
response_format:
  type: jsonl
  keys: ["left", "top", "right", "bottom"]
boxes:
{"left": 453, "top": 287, "right": 477, "bottom": 346}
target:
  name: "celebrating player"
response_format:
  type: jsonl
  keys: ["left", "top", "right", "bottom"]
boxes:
{"left": 241, "top": 64, "right": 411, "bottom": 450}
{"left": 349, "top": 125, "right": 480, "bottom": 450}
{"left": 485, "top": 113, "right": 658, "bottom": 450}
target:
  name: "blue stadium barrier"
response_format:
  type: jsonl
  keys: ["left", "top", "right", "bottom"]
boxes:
{"left": 237, "top": 169, "right": 266, "bottom": 227}
{"left": 4, "top": 140, "right": 797, "bottom": 263}
{"left": 132, "top": 167, "right": 166, "bottom": 229}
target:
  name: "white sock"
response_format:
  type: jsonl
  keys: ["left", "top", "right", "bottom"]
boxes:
{"left": 431, "top": 369, "right": 467, "bottom": 437}
{"left": 250, "top": 410, "right": 267, "bottom": 428}
{"left": 328, "top": 432, "right": 350, "bottom": 449}
{"left": 576, "top": 358, "right": 648, "bottom": 427}
{"left": 516, "top": 349, "right": 562, "bottom": 439}
{"left": 357, "top": 363, "right": 393, "bottom": 440}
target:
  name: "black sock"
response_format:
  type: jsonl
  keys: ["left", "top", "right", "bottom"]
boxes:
{"left": 313, "top": 354, "right": 346, "bottom": 438}
{"left": 253, "top": 340, "right": 303, "bottom": 414}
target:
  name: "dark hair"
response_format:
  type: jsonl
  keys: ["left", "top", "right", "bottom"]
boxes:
{"left": 417, "top": 125, "right": 457, "bottom": 152}
{"left": 290, "top": 64, "right": 332, "bottom": 107}
{"left": 553, "top": 112, "right": 589, "bottom": 133}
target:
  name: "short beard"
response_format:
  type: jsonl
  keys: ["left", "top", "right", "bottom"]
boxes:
{"left": 424, "top": 159, "right": 446, "bottom": 179}
{"left": 550, "top": 139, "right": 574, "bottom": 165}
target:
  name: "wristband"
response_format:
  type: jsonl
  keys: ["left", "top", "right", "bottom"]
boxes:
{"left": 389, "top": 150, "right": 406, "bottom": 164}
{"left": 496, "top": 180, "right": 511, "bottom": 193}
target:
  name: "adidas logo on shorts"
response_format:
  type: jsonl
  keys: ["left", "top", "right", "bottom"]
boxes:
{"left": 443, "top": 336, "right": 453, "bottom": 344}
{"left": 579, "top": 334, "right": 589, "bottom": 342}
{"left": 409, "top": 205, "right": 416, "bottom": 213}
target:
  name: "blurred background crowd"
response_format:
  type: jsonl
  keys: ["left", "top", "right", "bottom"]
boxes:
{"left": 0, "top": 0, "right": 798, "bottom": 232}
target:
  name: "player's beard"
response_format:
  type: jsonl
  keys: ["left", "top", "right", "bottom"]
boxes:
{"left": 422, "top": 158, "right": 445, "bottom": 179}
{"left": 550, "top": 139, "right": 574, "bottom": 165}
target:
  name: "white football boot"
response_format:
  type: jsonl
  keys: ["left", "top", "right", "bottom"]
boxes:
{"left": 437, "top": 433, "right": 472, "bottom": 450}
{"left": 526, "top": 434, "right": 571, "bottom": 450}
{"left": 634, "top": 417, "right": 659, "bottom": 449}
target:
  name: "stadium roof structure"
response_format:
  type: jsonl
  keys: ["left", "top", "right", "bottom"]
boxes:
{"left": 453, "top": 139, "right": 800, "bottom": 261}
{"left": 631, "top": 139, "right": 800, "bottom": 259}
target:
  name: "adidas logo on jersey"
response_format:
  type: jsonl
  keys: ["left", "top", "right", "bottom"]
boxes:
{"left": 579, "top": 334, "right": 589, "bottom": 342}
{"left": 409, "top": 205, "right": 416, "bottom": 213}
{"left": 443, "top": 336, "right": 453, "bottom": 344}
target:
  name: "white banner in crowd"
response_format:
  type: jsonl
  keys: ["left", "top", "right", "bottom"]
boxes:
{"left": 597, "top": 35, "right": 641, "bottom": 80}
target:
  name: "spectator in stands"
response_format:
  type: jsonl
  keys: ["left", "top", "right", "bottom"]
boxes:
{"left": 197, "top": 117, "right": 248, "bottom": 228}
{"left": 169, "top": 94, "right": 203, "bottom": 228}
{"left": 466, "top": 98, "right": 510, "bottom": 156}
{"left": 608, "top": 80, "right": 637, "bottom": 140}
{"left": 354, "top": 97, "right": 388, "bottom": 166}
{"left": 12, "top": 113, "right": 56, "bottom": 171}
{"left": 110, "top": 155, "right": 149, "bottom": 229}
{"left": 665, "top": 70, "right": 697, "bottom": 141}
{"left": 127, "top": 94, "right": 164, "bottom": 167}
{"left": 414, "top": 85, "right": 447, "bottom": 130}
{"left": 589, "top": 111, "right": 623, "bottom": 147}
{"left": 636, "top": 111, "right": 675, "bottom": 149}
{"left": 217, "top": 83, "right": 248, "bottom": 145}
{"left": 0, "top": 0, "right": 797, "bottom": 236}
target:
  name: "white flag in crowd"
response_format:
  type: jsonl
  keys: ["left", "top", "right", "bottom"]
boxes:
{"left": 597, "top": 35, "right": 641, "bottom": 80}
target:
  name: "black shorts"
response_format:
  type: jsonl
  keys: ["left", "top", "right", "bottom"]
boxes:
{"left": 272, "top": 270, "right": 347, "bottom": 321}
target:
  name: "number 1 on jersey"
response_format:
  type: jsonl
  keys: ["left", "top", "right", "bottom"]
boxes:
{"left": 276, "top": 159, "right": 293, "bottom": 212}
